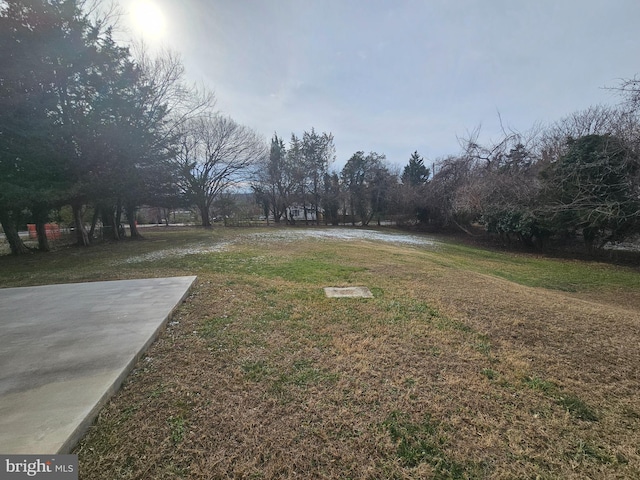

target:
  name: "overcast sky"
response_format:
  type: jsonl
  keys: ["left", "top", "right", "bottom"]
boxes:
{"left": 121, "top": 0, "right": 640, "bottom": 170}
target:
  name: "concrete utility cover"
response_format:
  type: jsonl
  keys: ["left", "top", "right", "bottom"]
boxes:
{"left": 0, "top": 276, "right": 196, "bottom": 454}
{"left": 324, "top": 286, "right": 373, "bottom": 298}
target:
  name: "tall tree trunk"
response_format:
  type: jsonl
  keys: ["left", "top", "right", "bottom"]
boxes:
{"left": 126, "top": 204, "right": 142, "bottom": 239}
{"left": 89, "top": 207, "right": 100, "bottom": 240}
{"left": 350, "top": 198, "right": 356, "bottom": 226}
{"left": 342, "top": 200, "right": 347, "bottom": 225}
{"left": 35, "top": 220, "right": 50, "bottom": 252}
{"left": 115, "top": 199, "right": 123, "bottom": 237}
{"left": 302, "top": 194, "right": 309, "bottom": 225}
{"left": 32, "top": 204, "right": 50, "bottom": 252}
{"left": 72, "top": 202, "right": 90, "bottom": 246}
{"left": 101, "top": 208, "right": 119, "bottom": 240}
{"left": 0, "top": 210, "right": 30, "bottom": 255}
{"left": 110, "top": 210, "right": 120, "bottom": 240}
{"left": 314, "top": 187, "right": 320, "bottom": 226}
{"left": 199, "top": 202, "right": 211, "bottom": 227}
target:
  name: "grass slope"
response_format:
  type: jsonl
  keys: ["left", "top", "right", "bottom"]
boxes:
{"left": 1, "top": 227, "right": 639, "bottom": 479}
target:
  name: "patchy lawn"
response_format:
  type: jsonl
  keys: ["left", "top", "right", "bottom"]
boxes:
{"left": 2, "top": 226, "right": 639, "bottom": 479}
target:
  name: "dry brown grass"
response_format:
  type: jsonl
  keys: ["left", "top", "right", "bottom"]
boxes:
{"left": 63, "top": 230, "right": 640, "bottom": 479}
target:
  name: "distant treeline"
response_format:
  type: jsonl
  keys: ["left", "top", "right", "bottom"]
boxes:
{"left": 255, "top": 103, "right": 640, "bottom": 253}
{"left": 2, "top": 1, "right": 639, "bottom": 256}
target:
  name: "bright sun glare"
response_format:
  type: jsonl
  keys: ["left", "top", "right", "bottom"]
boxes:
{"left": 130, "top": 0, "right": 166, "bottom": 40}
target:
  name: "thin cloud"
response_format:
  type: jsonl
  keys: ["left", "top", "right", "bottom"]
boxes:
{"left": 130, "top": 0, "right": 640, "bottom": 169}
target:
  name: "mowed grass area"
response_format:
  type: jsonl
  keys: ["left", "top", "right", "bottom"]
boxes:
{"left": 1, "top": 226, "right": 639, "bottom": 479}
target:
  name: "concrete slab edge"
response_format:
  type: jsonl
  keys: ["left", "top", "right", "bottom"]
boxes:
{"left": 57, "top": 276, "right": 197, "bottom": 454}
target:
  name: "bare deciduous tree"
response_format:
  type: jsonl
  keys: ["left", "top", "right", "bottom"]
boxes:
{"left": 176, "top": 115, "right": 267, "bottom": 227}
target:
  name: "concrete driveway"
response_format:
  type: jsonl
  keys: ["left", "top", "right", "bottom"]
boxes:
{"left": 0, "top": 276, "right": 196, "bottom": 454}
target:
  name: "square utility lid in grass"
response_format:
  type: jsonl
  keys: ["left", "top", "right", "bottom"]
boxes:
{"left": 324, "top": 286, "right": 373, "bottom": 298}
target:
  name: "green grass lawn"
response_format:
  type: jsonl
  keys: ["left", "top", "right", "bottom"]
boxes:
{"left": 1, "top": 227, "right": 637, "bottom": 293}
